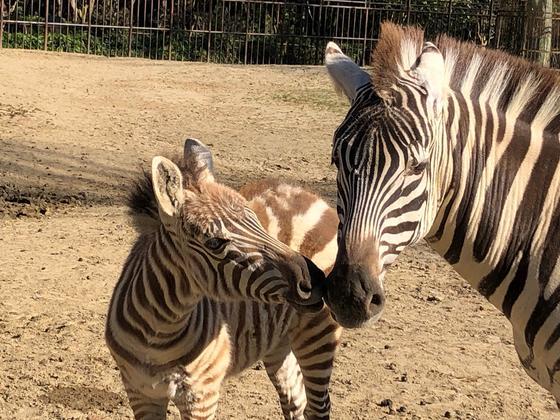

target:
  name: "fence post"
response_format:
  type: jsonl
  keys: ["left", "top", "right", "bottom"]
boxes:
{"left": 207, "top": 0, "right": 212, "bottom": 62}
{"left": 362, "top": 7, "right": 368, "bottom": 66}
{"left": 128, "top": 0, "right": 133, "bottom": 56}
{"left": 244, "top": 1, "right": 250, "bottom": 64}
{"left": 0, "top": 0, "right": 4, "bottom": 49}
{"left": 536, "top": 0, "right": 553, "bottom": 67}
{"left": 87, "top": 0, "right": 92, "bottom": 54}
{"left": 44, "top": 0, "right": 49, "bottom": 50}
{"left": 167, "top": 0, "right": 173, "bottom": 60}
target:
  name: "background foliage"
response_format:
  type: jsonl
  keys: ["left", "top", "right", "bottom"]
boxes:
{"left": 1, "top": 0, "right": 558, "bottom": 66}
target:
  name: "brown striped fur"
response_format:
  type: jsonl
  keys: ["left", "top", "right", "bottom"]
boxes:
{"left": 240, "top": 180, "right": 339, "bottom": 274}
{"left": 108, "top": 154, "right": 341, "bottom": 420}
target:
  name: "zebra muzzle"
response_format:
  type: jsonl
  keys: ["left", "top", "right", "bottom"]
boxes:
{"left": 286, "top": 256, "right": 325, "bottom": 313}
{"left": 324, "top": 262, "right": 386, "bottom": 328}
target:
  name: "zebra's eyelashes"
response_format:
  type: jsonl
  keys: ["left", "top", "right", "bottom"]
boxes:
{"left": 205, "top": 237, "right": 230, "bottom": 251}
{"left": 406, "top": 157, "right": 428, "bottom": 176}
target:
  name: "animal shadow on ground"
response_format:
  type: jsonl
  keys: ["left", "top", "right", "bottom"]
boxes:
{"left": 0, "top": 137, "right": 337, "bottom": 216}
{"left": 39, "top": 385, "right": 126, "bottom": 414}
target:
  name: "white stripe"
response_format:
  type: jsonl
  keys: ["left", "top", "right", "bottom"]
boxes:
{"left": 289, "top": 200, "right": 330, "bottom": 250}
{"left": 311, "top": 236, "right": 338, "bottom": 272}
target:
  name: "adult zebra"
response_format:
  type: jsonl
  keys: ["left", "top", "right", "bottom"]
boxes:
{"left": 323, "top": 23, "right": 560, "bottom": 401}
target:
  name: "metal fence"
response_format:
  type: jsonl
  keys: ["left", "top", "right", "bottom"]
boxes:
{"left": 1, "top": 0, "right": 559, "bottom": 67}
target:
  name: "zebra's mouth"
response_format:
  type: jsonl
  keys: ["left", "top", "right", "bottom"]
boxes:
{"left": 286, "top": 298, "right": 325, "bottom": 313}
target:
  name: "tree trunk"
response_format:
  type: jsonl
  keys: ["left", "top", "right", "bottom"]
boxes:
{"left": 531, "top": 0, "right": 552, "bottom": 67}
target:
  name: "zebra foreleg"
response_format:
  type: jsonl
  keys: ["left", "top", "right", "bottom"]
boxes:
{"left": 290, "top": 311, "right": 341, "bottom": 420}
{"left": 263, "top": 345, "right": 307, "bottom": 420}
{"left": 123, "top": 385, "right": 169, "bottom": 420}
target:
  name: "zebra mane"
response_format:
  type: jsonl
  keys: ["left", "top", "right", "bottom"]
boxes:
{"left": 127, "top": 166, "right": 161, "bottom": 233}
{"left": 373, "top": 22, "right": 560, "bottom": 131}
{"left": 127, "top": 153, "right": 209, "bottom": 234}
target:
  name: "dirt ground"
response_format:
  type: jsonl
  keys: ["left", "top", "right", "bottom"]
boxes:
{"left": 0, "top": 49, "right": 557, "bottom": 420}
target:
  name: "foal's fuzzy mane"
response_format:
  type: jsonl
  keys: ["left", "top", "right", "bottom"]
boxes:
{"left": 373, "top": 22, "right": 560, "bottom": 130}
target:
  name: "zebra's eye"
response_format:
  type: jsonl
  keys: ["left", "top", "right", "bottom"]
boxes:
{"left": 408, "top": 158, "right": 428, "bottom": 175}
{"left": 205, "top": 237, "right": 230, "bottom": 251}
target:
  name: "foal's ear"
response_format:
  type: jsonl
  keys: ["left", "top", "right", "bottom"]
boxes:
{"left": 152, "top": 156, "right": 184, "bottom": 218}
{"left": 409, "top": 42, "right": 446, "bottom": 110}
{"left": 183, "top": 138, "right": 215, "bottom": 184}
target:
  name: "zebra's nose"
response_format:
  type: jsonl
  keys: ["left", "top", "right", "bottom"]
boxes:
{"left": 290, "top": 256, "right": 325, "bottom": 308}
{"left": 367, "top": 289, "right": 385, "bottom": 320}
{"left": 324, "top": 262, "right": 385, "bottom": 328}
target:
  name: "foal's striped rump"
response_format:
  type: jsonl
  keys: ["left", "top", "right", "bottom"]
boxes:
{"left": 105, "top": 141, "right": 341, "bottom": 419}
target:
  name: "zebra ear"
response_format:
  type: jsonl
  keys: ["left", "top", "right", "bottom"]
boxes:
{"left": 183, "top": 138, "right": 215, "bottom": 184}
{"left": 152, "top": 156, "right": 184, "bottom": 218}
{"left": 409, "top": 42, "right": 446, "bottom": 111}
{"left": 325, "top": 41, "right": 371, "bottom": 102}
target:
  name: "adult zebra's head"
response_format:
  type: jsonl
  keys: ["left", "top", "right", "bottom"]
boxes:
{"left": 150, "top": 139, "right": 324, "bottom": 311}
{"left": 323, "top": 26, "right": 447, "bottom": 328}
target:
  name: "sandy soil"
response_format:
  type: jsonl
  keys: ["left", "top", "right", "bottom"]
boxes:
{"left": 0, "top": 49, "right": 557, "bottom": 419}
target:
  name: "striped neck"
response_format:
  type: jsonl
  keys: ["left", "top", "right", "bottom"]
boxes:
{"left": 127, "top": 226, "right": 202, "bottom": 333}
{"left": 427, "top": 87, "right": 559, "bottom": 311}
{"left": 427, "top": 89, "right": 505, "bottom": 275}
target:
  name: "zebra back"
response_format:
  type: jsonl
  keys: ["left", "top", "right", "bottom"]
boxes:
{"left": 240, "top": 179, "right": 338, "bottom": 274}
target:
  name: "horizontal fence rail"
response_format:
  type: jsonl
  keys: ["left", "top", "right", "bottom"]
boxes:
{"left": 0, "top": 0, "right": 558, "bottom": 67}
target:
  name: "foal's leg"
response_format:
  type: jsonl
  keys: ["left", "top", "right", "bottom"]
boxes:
{"left": 123, "top": 383, "right": 169, "bottom": 420}
{"left": 290, "top": 309, "right": 341, "bottom": 420}
{"left": 263, "top": 342, "right": 307, "bottom": 420}
{"left": 175, "top": 389, "right": 221, "bottom": 420}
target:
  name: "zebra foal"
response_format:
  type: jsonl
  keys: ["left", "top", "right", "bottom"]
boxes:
{"left": 323, "top": 23, "right": 560, "bottom": 402}
{"left": 105, "top": 139, "right": 341, "bottom": 419}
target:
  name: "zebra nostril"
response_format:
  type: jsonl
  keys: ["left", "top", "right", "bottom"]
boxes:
{"left": 370, "top": 293, "right": 383, "bottom": 307}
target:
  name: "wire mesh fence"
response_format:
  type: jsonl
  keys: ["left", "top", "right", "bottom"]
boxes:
{"left": 1, "top": 0, "right": 558, "bottom": 67}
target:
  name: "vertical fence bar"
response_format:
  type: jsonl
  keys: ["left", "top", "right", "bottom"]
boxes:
{"left": 0, "top": 0, "right": 4, "bottom": 49}
{"left": 244, "top": 1, "right": 249, "bottom": 64}
{"left": 487, "top": 0, "right": 494, "bottom": 46}
{"left": 87, "top": 0, "right": 92, "bottom": 53}
{"left": 206, "top": 0, "right": 212, "bottom": 62}
{"left": 168, "top": 0, "right": 173, "bottom": 59}
{"left": 128, "top": 0, "right": 133, "bottom": 56}
{"left": 495, "top": 13, "right": 501, "bottom": 49}
{"left": 362, "top": 7, "right": 369, "bottom": 66}
{"left": 522, "top": 0, "right": 529, "bottom": 58}
{"left": 405, "top": 0, "right": 411, "bottom": 25}
{"left": 44, "top": 0, "right": 49, "bottom": 50}
{"left": 446, "top": 0, "right": 452, "bottom": 34}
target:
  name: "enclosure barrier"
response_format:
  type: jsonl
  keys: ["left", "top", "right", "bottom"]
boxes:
{"left": 0, "top": 0, "right": 558, "bottom": 67}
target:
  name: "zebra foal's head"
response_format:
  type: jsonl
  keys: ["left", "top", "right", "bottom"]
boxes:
{"left": 149, "top": 138, "right": 325, "bottom": 311}
{"left": 323, "top": 25, "right": 447, "bottom": 328}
